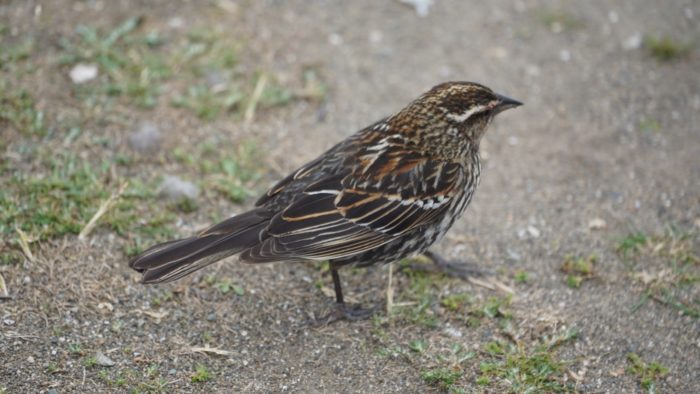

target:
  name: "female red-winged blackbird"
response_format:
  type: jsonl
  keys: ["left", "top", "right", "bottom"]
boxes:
{"left": 129, "top": 81, "right": 521, "bottom": 320}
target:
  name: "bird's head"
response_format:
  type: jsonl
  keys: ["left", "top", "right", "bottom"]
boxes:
{"left": 392, "top": 81, "right": 522, "bottom": 156}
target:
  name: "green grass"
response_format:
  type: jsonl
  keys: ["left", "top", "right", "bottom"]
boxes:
{"left": 477, "top": 329, "right": 578, "bottom": 393}
{"left": 638, "top": 118, "right": 661, "bottom": 133}
{"left": 620, "top": 229, "right": 699, "bottom": 318}
{"left": 204, "top": 275, "right": 245, "bottom": 296}
{"left": 68, "top": 343, "right": 83, "bottom": 355}
{"left": 171, "top": 83, "right": 243, "bottom": 120}
{"left": 172, "top": 138, "right": 262, "bottom": 204}
{"left": 480, "top": 295, "right": 513, "bottom": 319}
{"left": 83, "top": 356, "right": 98, "bottom": 368}
{"left": 440, "top": 293, "right": 471, "bottom": 312}
{"left": 616, "top": 232, "right": 649, "bottom": 259}
{"left": 393, "top": 270, "right": 442, "bottom": 327}
{"left": 59, "top": 17, "right": 171, "bottom": 108}
{"left": 643, "top": 36, "right": 691, "bottom": 61}
{"left": 150, "top": 290, "right": 174, "bottom": 307}
{"left": 627, "top": 353, "right": 668, "bottom": 393}
{"left": 0, "top": 86, "right": 46, "bottom": 136}
{"left": 514, "top": 271, "right": 529, "bottom": 284}
{"left": 0, "top": 24, "right": 35, "bottom": 73}
{"left": 1, "top": 135, "right": 261, "bottom": 261}
{"left": 421, "top": 368, "right": 463, "bottom": 391}
{"left": 0, "top": 150, "right": 176, "bottom": 246}
{"left": 55, "top": 17, "right": 307, "bottom": 121}
{"left": 2, "top": 18, "right": 298, "bottom": 262}
{"left": 46, "top": 362, "right": 60, "bottom": 374}
{"left": 408, "top": 339, "right": 428, "bottom": 354}
{"left": 191, "top": 364, "right": 212, "bottom": 383}
{"left": 560, "top": 254, "right": 597, "bottom": 289}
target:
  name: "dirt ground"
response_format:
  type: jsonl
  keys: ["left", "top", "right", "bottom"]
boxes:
{"left": 1, "top": 1, "right": 699, "bottom": 393}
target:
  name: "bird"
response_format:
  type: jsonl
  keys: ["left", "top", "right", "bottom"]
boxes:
{"left": 129, "top": 81, "right": 522, "bottom": 321}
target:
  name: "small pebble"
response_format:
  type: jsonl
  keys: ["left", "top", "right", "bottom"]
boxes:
{"left": 128, "top": 122, "right": 162, "bottom": 153}
{"left": 559, "top": 49, "right": 571, "bottom": 62}
{"left": 160, "top": 175, "right": 199, "bottom": 201}
{"left": 205, "top": 70, "right": 229, "bottom": 92}
{"left": 527, "top": 225, "right": 541, "bottom": 238}
{"left": 506, "top": 249, "right": 521, "bottom": 261}
{"left": 588, "top": 218, "right": 607, "bottom": 230}
{"left": 69, "top": 63, "right": 98, "bottom": 84}
{"left": 444, "top": 327, "right": 462, "bottom": 338}
{"left": 207, "top": 312, "right": 217, "bottom": 321}
{"left": 95, "top": 351, "right": 115, "bottom": 367}
{"left": 400, "top": 0, "right": 434, "bottom": 17}
{"left": 328, "top": 33, "right": 342, "bottom": 46}
{"left": 168, "top": 17, "right": 184, "bottom": 29}
{"left": 623, "top": 33, "right": 642, "bottom": 50}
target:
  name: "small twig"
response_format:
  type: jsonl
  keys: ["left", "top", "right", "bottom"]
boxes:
{"left": 467, "top": 277, "right": 515, "bottom": 295}
{"left": 2, "top": 331, "right": 40, "bottom": 340}
{"left": 0, "top": 273, "right": 8, "bottom": 299}
{"left": 467, "top": 277, "right": 496, "bottom": 290}
{"left": 79, "top": 181, "right": 128, "bottom": 240}
{"left": 391, "top": 301, "right": 416, "bottom": 307}
{"left": 185, "top": 345, "right": 234, "bottom": 356}
{"left": 135, "top": 309, "right": 169, "bottom": 323}
{"left": 386, "top": 262, "right": 394, "bottom": 315}
{"left": 15, "top": 228, "right": 34, "bottom": 262}
{"left": 244, "top": 74, "right": 268, "bottom": 126}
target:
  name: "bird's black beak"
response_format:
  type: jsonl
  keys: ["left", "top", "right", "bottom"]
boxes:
{"left": 494, "top": 93, "right": 523, "bottom": 113}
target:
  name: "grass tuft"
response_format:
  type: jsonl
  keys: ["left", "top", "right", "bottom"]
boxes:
{"left": 191, "top": 364, "right": 212, "bottom": 383}
{"left": 643, "top": 36, "right": 691, "bottom": 61}
{"left": 59, "top": 16, "right": 170, "bottom": 108}
{"left": 627, "top": 353, "right": 668, "bottom": 392}
{"left": 621, "top": 229, "right": 699, "bottom": 318}
{"left": 616, "top": 232, "right": 649, "bottom": 259}
{"left": 477, "top": 329, "right": 578, "bottom": 393}
{"left": 0, "top": 86, "right": 46, "bottom": 136}
{"left": 560, "top": 254, "right": 597, "bottom": 288}
{"left": 421, "top": 368, "right": 462, "bottom": 391}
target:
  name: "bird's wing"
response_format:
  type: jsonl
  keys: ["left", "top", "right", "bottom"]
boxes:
{"left": 241, "top": 146, "right": 465, "bottom": 262}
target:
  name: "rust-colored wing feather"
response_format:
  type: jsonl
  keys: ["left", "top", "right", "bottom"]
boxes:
{"left": 241, "top": 140, "right": 465, "bottom": 263}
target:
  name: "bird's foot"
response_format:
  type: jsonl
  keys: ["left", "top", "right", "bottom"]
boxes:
{"left": 401, "top": 251, "right": 491, "bottom": 280}
{"left": 311, "top": 303, "right": 378, "bottom": 326}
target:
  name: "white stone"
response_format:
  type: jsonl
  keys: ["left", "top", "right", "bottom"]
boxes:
{"left": 160, "top": 175, "right": 199, "bottom": 200}
{"left": 559, "top": 50, "right": 571, "bottom": 62}
{"left": 69, "top": 63, "right": 98, "bottom": 84}
{"left": 588, "top": 218, "right": 607, "bottom": 230}
{"left": 400, "top": 0, "right": 433, "bottom": 17}
{"left": 623, "top": 33, "right": 642, "bottom": 50}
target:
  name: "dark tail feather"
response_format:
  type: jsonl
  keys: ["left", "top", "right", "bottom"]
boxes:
{"left": 128, "top": 209, "right": 271, "bottom": 284}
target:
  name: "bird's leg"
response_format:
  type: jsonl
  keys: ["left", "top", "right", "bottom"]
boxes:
{"left": 331, "top": 266, "right": 345, "bottom": 304}
{"left": 401, "top": 250, "right": 490, "bottom": 279}
{"left": 312, "top": 265, "right": 377, "bottom": 325}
